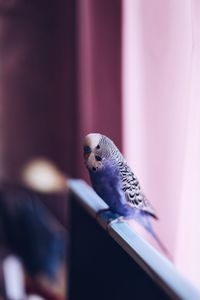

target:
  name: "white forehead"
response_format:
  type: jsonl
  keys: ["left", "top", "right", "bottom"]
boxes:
{"left": 84, "top": 133, "right": 101, "bottom": 149}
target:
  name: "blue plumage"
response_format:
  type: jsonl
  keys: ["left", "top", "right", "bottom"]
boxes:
{"left": 89, "top": 160, "right": 133, "bottom": 217}
{"left": 83, "top": 133, "right": 172, "bottom": 260}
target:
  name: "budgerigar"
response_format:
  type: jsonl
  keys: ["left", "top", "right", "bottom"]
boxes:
{"left": 83, "top": 133, "right": 171, "bottom": 259}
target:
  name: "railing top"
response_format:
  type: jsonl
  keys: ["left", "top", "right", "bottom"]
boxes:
{"left": 68, "top": 179, "right": 200, "bottom": 300}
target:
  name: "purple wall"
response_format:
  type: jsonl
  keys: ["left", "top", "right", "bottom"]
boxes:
{"left": 0, "top": 0, "right": 78, "bottom": 180}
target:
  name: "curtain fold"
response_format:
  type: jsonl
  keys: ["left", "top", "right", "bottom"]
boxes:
{"left": 176, "top": 0, "right": 200, "bottom": 289}
{"left": 76, "top": 0, "right": 122, "bottom": 179}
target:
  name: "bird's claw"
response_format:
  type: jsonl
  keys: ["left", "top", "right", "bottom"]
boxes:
{"left": 96, "top": 208, "right": 111, "bottom": 218}
{"left": 96, "top": 209, "right": 123, "bottom": 230}
{"left": 108, "top": 216, "right": 125, "bottom": 227}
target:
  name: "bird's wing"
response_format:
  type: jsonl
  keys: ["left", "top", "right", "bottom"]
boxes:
{"left": 120, "top": 164, "right": 158, "bottom": 219}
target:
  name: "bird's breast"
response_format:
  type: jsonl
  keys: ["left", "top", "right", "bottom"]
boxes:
{"left": 89, "top": 163, "right": 133, "bottom": 216}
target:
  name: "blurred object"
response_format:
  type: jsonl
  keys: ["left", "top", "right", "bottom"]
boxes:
{"left": 27, "top": 296, "right": 45, "bottom": 300}
{"left": 21, "top": 158, "right": 69, "bottom": 228}
{"left": 27, "top": 295, "right": 45, "bottom": 300}
{"left": 2, "top": 255, "right": 26, "bottom": 300}
{"left": 0, "top": 184, "right": 67, "bottom": 299}
{"left": 22, "top": 158, "right": 68, "bottom": 193}
{"left": 26, "top": 265, "right": 66, "bottom": 300}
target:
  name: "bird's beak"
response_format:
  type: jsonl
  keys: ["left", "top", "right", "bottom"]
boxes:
{"left": 84, "top": 152, "right": 91, "bottom": 160}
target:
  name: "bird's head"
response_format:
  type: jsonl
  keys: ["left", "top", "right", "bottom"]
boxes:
{"left": 83, "top": 133, "right": 107, "bottom": 172}
{"left": 83, "top": 133, "right": 119, "bottom": 172}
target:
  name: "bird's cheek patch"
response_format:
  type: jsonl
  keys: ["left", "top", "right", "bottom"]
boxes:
{"left": 87, "top": 154, "right": 102, "bottom": 170}
{"left": 93, "top": 161, "right": 101, "bottom": 169}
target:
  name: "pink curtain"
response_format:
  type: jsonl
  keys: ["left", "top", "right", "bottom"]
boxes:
{"left": 122, "top": 0, "right": 200, "bottom": 289}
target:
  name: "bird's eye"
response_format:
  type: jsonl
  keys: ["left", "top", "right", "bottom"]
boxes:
{"left": 95, "top": 155, "right": 102, "bottom": 161}
{"left": 96, "top": 145, "right": 100, "bottom": 149}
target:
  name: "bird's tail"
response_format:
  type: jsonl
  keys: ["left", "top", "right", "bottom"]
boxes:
{"left": 135, "top": 212, "right": 173, "bottom": 262}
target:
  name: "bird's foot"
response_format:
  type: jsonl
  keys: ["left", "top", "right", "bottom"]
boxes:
{"left": 96, "top": 208, "right": 120, "bottom": 220}
{"left": 96, "top": 208, "right": 111, "bottom": 218}
{"left": 96, "top": 209, "right": 121, "bottom": 228}
{"left": 107, "top": 216, "right": 125, "bottom": 228}
{"left": 107, "top": 216, "right": 126, "bottom": 231}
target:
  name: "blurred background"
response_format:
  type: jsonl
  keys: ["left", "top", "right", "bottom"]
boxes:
{"left": 0, "top": 0, "right": 199, "bottom": 297}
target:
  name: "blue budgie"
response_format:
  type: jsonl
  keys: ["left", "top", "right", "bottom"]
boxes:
{"left": 83, "top": 133, "right": 171, "bottom": 259}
